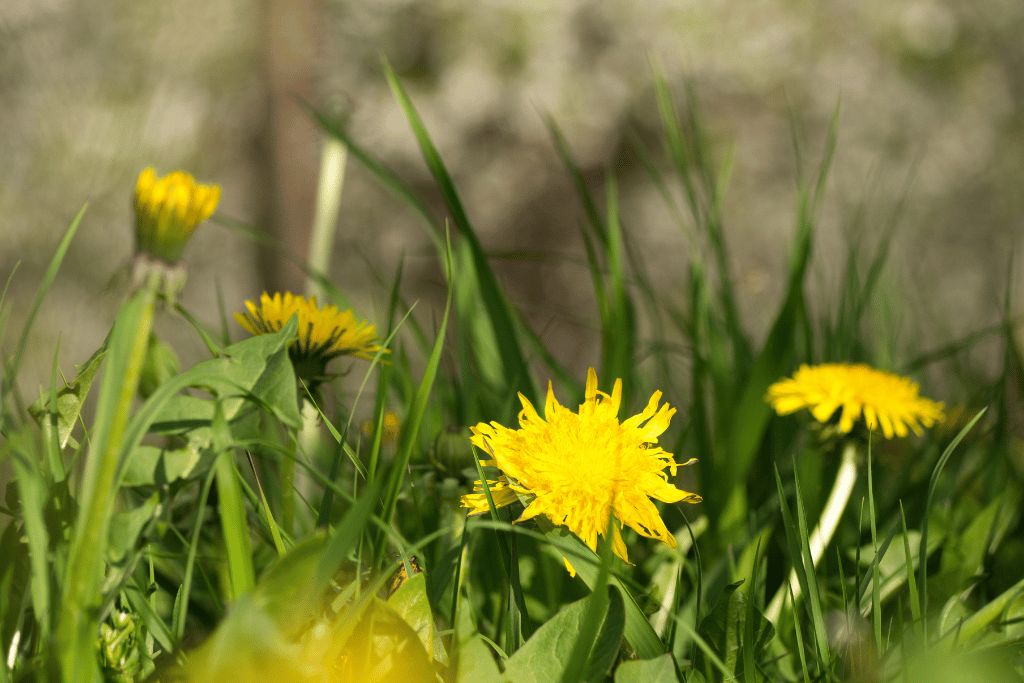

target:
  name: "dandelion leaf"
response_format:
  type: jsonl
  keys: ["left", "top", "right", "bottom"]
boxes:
{"left": 614, "top": 653, "right": 678, "bottom": 683}
{"left": 28, "top": 346, "right": 105, "bottom": 450}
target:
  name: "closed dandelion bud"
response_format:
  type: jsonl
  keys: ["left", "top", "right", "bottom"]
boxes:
{"left": 138, "top": 333, "right": 180, "bottom": 399}
{"left": 132, "top": 167, "right": 220, "bottom": 302}
{"left": 429, "top": 425, "right": 475, "bottom": 478}
{"left": 134, "top": 167, "right": 220, "bottom": 264}
{"left": 99, "top": 610, "right": 141, "bottom": 683}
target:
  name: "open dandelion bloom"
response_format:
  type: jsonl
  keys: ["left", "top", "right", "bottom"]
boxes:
{"left": 134, "top": 167, "right": 220, "bottom": 263}
{"left": 461, "top": 368, "right": 701, "bottom": 575}
{"left": 235, "top": 292, "right": 386, "bottom": 386}
{"left": 766, "top": 363, "right": 945, "bottom": 438}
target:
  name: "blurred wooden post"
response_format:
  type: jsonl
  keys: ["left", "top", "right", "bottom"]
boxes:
{"left": 261, "top": 0, "right": 321, "bottom": 294}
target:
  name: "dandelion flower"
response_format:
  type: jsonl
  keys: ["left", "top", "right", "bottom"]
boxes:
{"left": 766, "top": 363, "right": 944, "bottom": 439}
{"left": 235, "top": 292, "right": 386, "bottom": 387}
{"left": 462, "top": 368, "right": 701, "bottom": 575}
{"left": 134, "top": 167, "right": 220, "bottom": 264}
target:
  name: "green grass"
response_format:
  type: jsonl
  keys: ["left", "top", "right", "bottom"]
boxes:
{"left": 1, "top": 67, "right": 1023, "bottom": 683}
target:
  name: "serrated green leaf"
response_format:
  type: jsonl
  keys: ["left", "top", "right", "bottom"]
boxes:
{"left": 696, "top": 581, "right": 773, "bottom": 676}
{"left": 28, "top": 346, "right": 105, "bottom": 451}
{"left": 144, "top": 318, "right": 301, "bottom": 432}
{"left": 120, "top": 442, "right": 208, "bottom": 487}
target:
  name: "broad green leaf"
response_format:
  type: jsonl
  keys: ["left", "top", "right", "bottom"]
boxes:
{"left": 502, "top": 586, "right": 623, "bottom": 683}
{"left": 539, "top": 524, "right": 663, "bottom": 659}
{"left": 138, "top": 333, "right": 180, "bottom": 399}
{"left": 120, "top": 442, "right": 208, "bottom": 487}
{"left": 456, "top": 634, "right": 503, "bottom": 683}
{"left": 147, "top": 320, "right": 301, "bottom": 431}
{"left": 251, "top": 534, "right": 329, "bottom": 639}
{"left": 116, "top": 318, "right": 301, "bottom": 490}
{"left": 614, "top": 654, "right": 678, "bottom": 683}
{"left": 584, "top": 586, "right": 626, "bottom": 683}
{"left": 388, "top": 571, "right": 446, "bottom": 664}
{"left": 107, "top": 493, "right": 159, "bottom": 563}
{"left": 938, "top": 484, "right": 1020, "bottom": 589}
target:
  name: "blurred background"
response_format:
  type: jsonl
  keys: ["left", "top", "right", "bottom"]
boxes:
{"left": 2, "top": 0, "right": 1022, "bottom": 402}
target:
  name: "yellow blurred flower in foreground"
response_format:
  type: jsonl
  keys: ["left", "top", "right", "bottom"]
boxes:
{"left": 462, "top": 368, "right": 701, "bottom": 575}
{"left": 235, "top": 292, "right": 386, "bottom": 387}
{"left": 134, "top": 167, "right": 220, "bottom": 264}
{"left": 173, "top": 538, "right": 442, "bottom": 683}
{"left": 766, "top": 363, "right": 944, "bottom": 438}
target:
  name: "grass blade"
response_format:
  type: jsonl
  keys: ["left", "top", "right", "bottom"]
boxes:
{"left": 8, "top": 204, "right": 86, "bottom": 384}
{"left": 376, "top": 232, "right": 453, "bottom": 568}
{"left": 919, "top": 407, "right": 987, "bottom": 639}
{"left": 381, "top": 57, "right": 537, "bottom": 407}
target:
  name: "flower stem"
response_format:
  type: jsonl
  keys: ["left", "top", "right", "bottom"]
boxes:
{"left": 281, "top": 435, "right": 297, "bottom": 535}
{"left": 765, "top": 441, "right": 859, "bottom": 624}
{"left": 58, "top": 271, "right": 161, "bottom": 683}
{"left": 306, "top": 136, "right": 348, "bottom": 302}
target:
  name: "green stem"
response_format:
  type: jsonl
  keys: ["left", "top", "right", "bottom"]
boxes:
{"left": 58, "top": 271, "right": 161, "bottom": 683}
{"left": 281, "top": 435, "right": 297, "bottom": 534}
{"left": 765, "top": 441, "right": 859, "bottom": 623}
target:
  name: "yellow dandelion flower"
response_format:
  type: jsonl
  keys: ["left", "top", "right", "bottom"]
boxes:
{"left": 766, "top": 363, "right": 945, "bottom": 439}
{"left": 134, "top": 167, "right": 220, "bottom": 264}
{"left": 461, "top": 368, "right": 701, "bottom": 575}
{"left": 235, "top": 292, "right": 386, "bottom": 386}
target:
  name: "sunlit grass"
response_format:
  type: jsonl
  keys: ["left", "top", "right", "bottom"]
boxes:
{"left": 2, "top": 64, "right": 1022, "bottom": 683}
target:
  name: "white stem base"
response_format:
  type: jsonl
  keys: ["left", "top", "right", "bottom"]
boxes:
{"left": 765, "top": 442, "right": 859, "bottom": 624}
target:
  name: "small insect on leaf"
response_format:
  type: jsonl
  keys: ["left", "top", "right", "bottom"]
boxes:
{"left": 387, "top": 555, "right": 424, "bottom": 598}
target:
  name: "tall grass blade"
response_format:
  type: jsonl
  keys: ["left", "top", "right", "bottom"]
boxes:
{"left": 376, "top": 232, "right": 452, "bottom": 568}
{"left": 7, "top": 432, "right": 51, "bottom": 641}
{"left": 173, "top": 467, "right": 217, "bottom": 640}
{"left": 59, "top": 271, "right": 160, "bottom": 683}
{"left": 8, "top": 204, "right": 86, "bottom": 384}
{"left": 919, "top": 407, "right": 987, "bottom": 639}
{"left": 600, "top": 175, "right": 637, "bottom": 404}
{"left": 213, "top": 416, "right": 255, "bottom": 600}
{"left": 307, "top": 108, "right": 445, "bottom": 253}
{"left": 382, "top": 58, "right": 536, "bottom": 406}
{"left": 544, "top": 116, "right": 606, "bottom": 244}
{"left": 774, "top": 463, "right": 830, "bottom": 666}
